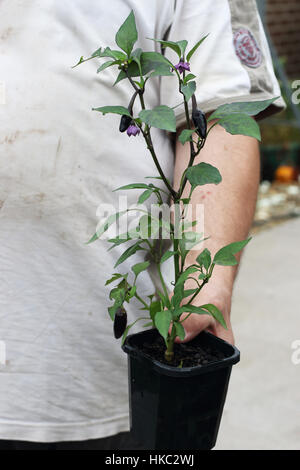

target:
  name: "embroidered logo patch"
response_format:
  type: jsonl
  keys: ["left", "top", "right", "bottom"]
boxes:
{"left": 234, "top": 28, "right": 262, "bottom": 68}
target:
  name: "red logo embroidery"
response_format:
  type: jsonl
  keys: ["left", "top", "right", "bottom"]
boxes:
{"left": 234, "top": 28, "right": 262, "bottom": 68}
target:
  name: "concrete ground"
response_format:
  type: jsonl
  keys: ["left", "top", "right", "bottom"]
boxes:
{"left": 215, "top": 218, "right": 300, "bottom": 450}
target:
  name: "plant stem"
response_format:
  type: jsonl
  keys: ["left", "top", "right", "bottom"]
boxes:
{"left": 157, "top": 262, "right": 169, "bottom": 303}
{"left": 144, "top": 131, "right": 177, "bottom": 198}
{"left": 187, "top": 279, "right": 208, "bottom": 305}
{"left": 176, "top": 81, "right": 207, "bottom": 197}
{"left": 165, "top": 324, "right": 176, "bottom": 362}
{"left": 138, "top": 93, "right": 177, "bottom": 199}
{"left": 178, "top": 263, "right": 216, "bottom": 324}
{"left": 173, "top": 202, "right": 181, "bottom": 283}
{"left": 124, "top": 69, "right": 140, "bottom": 93}
{"left": 187, "top": 263, "right": 215, "bottom": 305}
{"left": 134, "top": 292, "right": 149, "bottom": 310}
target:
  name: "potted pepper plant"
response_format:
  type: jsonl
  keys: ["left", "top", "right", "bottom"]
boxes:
{"left": 74, "top": 11, "right": 278, "bottom": 450}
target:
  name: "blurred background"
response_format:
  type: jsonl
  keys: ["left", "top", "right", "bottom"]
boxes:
{"left": 255, "top": 0, "right": 300, "bottom": 233}
{"left": 216, "top": 0, "right": 300, "bottom": 450}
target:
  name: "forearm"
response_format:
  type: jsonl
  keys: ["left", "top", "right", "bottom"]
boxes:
{"left": 172, "top": 120, "right": 260, "bottom": 344}
{"left": 174, "top": 121, "right": 260, "bottom": 292}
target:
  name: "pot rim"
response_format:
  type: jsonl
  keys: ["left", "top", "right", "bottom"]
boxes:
{"left": 122, "top": 329, "right": 240, "bottom": 377}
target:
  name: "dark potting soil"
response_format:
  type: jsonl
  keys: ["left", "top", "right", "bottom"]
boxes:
{"left": 138, "top": 334, "right": 227, "bottom": 368}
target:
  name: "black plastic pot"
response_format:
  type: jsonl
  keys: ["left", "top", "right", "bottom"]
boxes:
{"left": 122, "top": 329, "right": 240, "bottom": 450}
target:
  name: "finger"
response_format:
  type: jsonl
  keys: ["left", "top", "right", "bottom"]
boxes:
{"left": 174, "top": 313, "right": 215, "bottom": 343}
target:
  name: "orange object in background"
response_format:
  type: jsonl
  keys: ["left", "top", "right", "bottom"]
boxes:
{"left": 274, "top": 165, "right": 299, "bottom": 183}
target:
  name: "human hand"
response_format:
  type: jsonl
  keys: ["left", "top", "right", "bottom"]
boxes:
{"left": 170, "top": 278, "right": 235, "bottom": 345}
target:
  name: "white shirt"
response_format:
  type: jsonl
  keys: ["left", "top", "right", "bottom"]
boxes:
{"left": 0, "top": 0, "right": 283, "bottom": 442}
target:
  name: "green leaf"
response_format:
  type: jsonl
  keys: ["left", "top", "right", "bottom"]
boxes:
{"left": 186, "top": 162, "right": 222, "bottom": 188}
{"left": 180, "top": 220, "right": 197, "bottom": 229}
{"left": 150, "top": 300, "right": 161, "bottom": 323}
{"left": 108, "top": 305, "right": 118, "bottom": 321}
{"left": 128, "top": 285, "right": 137, "bottom": 299}
{"left": 160, "top": 250, "right": 176, "bottom": 264}
{"left": 138, "top": 214, "right": 159, "bottom": 239}
{"left": 201, "top": 304, "right": 227, "bottom": 329}
{"left": 115, "top": 10, "right": 137, "bottom": 56}
{"left": 72, "top": 56, "right": 85, "bottom": 68}
{"left": 148, "top": 39, "right": 188, "bottom": 58}
{"left": 105, "top": 273, "right": 123, "bottom": 286}
{"left": 149, "top": 65, "right": 173, "bottom": 77}
{"left": 182, "top": 288, "right": 198, "bottom": 298}
{"left": 131, "top": 48, "right": 142, "bottom": 61}
{"left": 154, "top": 310, "right": 172, "bottom": 340}
{"left": 172, "top": 282, "right": 184, "bottom": 310}
{"left": 196, "top": 248, "right": 211, "bottom": 271}
{"left": 138, "top": 189, "right": 153, "bottom": 204}
{"left": 183, "top": 73, "right": 196, "bottom": 84}
{"left": 177, "top": 305, "right": 208, "bottom": 316}
{"left": 97, "top": 60, "right": 117, "bottom": 73}
{"left": 92, "top": 106, "right": 131, "bottom": 117}
{"left": 131, "top": 48, "right": 143, "bottom": 75}
{"left": 72, "top": 48, "right": 109, "bottom": 68}
{"left": 186, "top": 34, "right": 209, "bottom": 62}
{"left": 108, "top": 287, "right": 126, "bottom": 320}
{"left": 217, "top": 114, "right": 261, "bottom": 141}
{"left": 139, "top": 106, "right": 176, "bottom": 132}
{"left": 133, "top": 80, "right": 144, "bottom": 89}
{"left": 114, "top": 242, "right": 144, "bottom": 268}
{"left": 145, "top": 176, "right": 164, "bottom": 181}
{"left": 179, "top": 232, "right": 204, "bottom": 258}
{"left": 114, "top": 183, "right": 151, "bottom": 192}
{"left": 109, "top": 283, "right": 127, "bottom": 301}
{"left": 208, "top": 97, "right": 279, "bottom": 120}
{"left": 113, "top": 51, "right": 172, "bottom": 85}
{"left": 148, "top": 38, "right": 181, "bottom": 57}
{"left": 121, "top": 324, "right": 134, "bottom": 345}
{"left": 157, "top": 291, "right": 170, "bottom": 310}
{"left": 106, "top": 50, "right": 126, "bottom": 60}
{"left": 223, "top": 238, "right": 251, "bottom": 254}
{"left": 176, "top": 302, "right": 227, "bottom": 329}
{"left": 181, "top": 81, "right": 196, "bottom": 103}
{"left": 178, "top": 129, "right": 194, "bottom": 145}
{"left": 177, "top": 40, "right": 188, "bottom": 57}
{"left": 138, "top": 212, "right": 169, "bottom": 239}
{"left": 114, "top": 70, "right": 128, "bottom": 86}
{"left": 132, "top": 54, "right": 145, "bottom": 87}
{"left": 177, "top": 302, "right": 227, "bottom": 330}
{"left": 141, "top": 52, "right": 173, "bottom": 73}
{"left": 93, "top": 47, "right": 127, "bottom": 61}
{"left": 143, "top": 321, "right": 154, "bottom": 328}
{"left": 87, "top": 232, "right": 101, "bottom": 245}
{"left": 87, "top": 210, "right": 128, "bottom": 244}
{"left": 91, "top": 47, "right": 103, "bottom": 58}
{"left": 214, "top": 253, "right": 238, "bottom": 266}
{"left": 175, "top": 322, "right": 186, "bottom": 340}
{"left": 213, "top": 238, "right": 251, "bottom": 266}
{"left": 132, "top": 261, "right": 150, "bottom": 277}
{"left": 121, "top": 318, "right": 144, "bottom": 345}
{"left": 108, "top": 233, "right": 135, "bottom": 249}
{"left": 176, "top": 266, "right": 199, "bottom": 286}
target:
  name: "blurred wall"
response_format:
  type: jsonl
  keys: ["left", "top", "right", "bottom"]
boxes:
{"left": 266, "top": 0, "right": 300, "bottom": 78}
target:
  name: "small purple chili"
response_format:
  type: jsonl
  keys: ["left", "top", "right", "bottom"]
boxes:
{"left": 113, "top": 307, "right": 127, "bottom": 339}
{"left": 174, "top": 60, "right": 190, "bottom": 74}
{"left": 127, "top": 124, "right": 140, "bottom": 137}
{"left": 119, "top": 114, "right": 132, "bottom": 133}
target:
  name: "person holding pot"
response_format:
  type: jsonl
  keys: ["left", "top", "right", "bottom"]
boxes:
{"left": 0, "top": 0, "right": 284, "bottom": 450}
